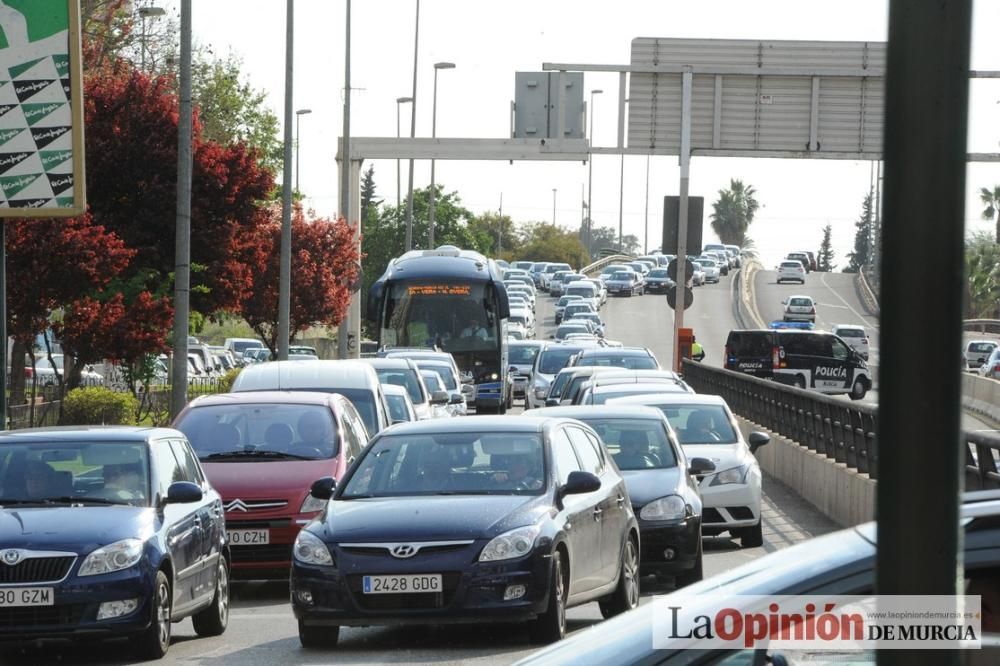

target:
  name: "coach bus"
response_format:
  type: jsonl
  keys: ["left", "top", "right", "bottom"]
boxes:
{"left": 366, "top": 246, "right": 512, "bottom": 413}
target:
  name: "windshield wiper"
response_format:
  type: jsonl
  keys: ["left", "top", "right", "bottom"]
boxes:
{"left": 202, "top": 450, "right": 312, "bottom": 461}
{"left": 41, "top": 496, "right": 131, "bottom": 506}
{"left": 0, "top": 498, "right": 46, "bottom": 506}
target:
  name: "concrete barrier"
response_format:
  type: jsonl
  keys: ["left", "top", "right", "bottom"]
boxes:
{"left": 736, "top": 416, "right": 876, "bottom": 527}
{"left": 963, "top": 372, "right": 1000, "bottom": 425}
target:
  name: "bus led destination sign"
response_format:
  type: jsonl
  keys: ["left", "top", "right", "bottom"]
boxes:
{"left": 407, "top": 284, "right": 472, "bottom": 296}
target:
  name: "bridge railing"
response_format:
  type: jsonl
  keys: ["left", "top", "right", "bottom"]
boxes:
{"left": 580, "top": 254, "right": 634, "bottom": 277}
{"left": 681, "top": 360, "right": 1000, "bottom": 489}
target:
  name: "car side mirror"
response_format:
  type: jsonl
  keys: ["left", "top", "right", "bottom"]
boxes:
{"left": 449, "top": 393, "right": 464, "bottom": 405}
{"left": 508, "top": 366, "right": 518, "bottom": 374}
{"left": 549, "top": 334, "right": 555, "bottom": 339}
{"left": 560, "top": 471, "right": 601, "bottom": 498}
{"left": 688, "top": 457, "right": 716, "bottom": 475}
{"left": 166, "top": 481, "right": 203, "bottom": 504}
{"left": 391, "top": 419, "right": 409, "bottom": 425}
{"left": 430, "top": 390, "right": 450, "bottom": 405}
{"left": 545, "top": 397, "right": 560, "bottom": 407}
{"left": 749, "top": 432, "right": 770, "bottom": 454}
{"left": 310, "top": 476, "right": 336, "bottom": 500}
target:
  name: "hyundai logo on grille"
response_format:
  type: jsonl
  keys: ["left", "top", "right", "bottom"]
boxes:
{"left": 1, "top": 549, "right": 23, "bottom": 566}
{"left": 390, "top": 544, "right": 418, "bottom": 559}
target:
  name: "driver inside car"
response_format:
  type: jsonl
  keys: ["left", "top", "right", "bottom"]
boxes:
{"left": 292, "top": 411, "right": 334, "bottom": 457}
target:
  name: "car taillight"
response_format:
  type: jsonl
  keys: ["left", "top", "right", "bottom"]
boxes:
{"left": 724, "top": 345, "right": 732, "bottom": 368}
{"left": 773, "top": 346, "right": 786, "bottom": 369}
{"left": 809, "top": 308, "right": 815, "bottom": 314}
{"left": 24, "top": 367, "right": 33, "bottom": 379}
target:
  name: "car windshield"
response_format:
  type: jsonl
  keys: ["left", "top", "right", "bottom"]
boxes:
{"left": 416, "top": 363, "right": 458, "bottom": 390}
{"left": 576, "top": 353, "right": 657, "bottom": 369}
{"left": 385, "top": 394, "right": 412, "bottom": 422}
{"left": 509, "top": 344, "right": 540, "bottom": 365}
{"left": 0, "top": 441, "right": 151, "bottom": 507}
{"left": 556, "top": 324, "right": 588, "bottom": 338}
{"left": 537, "top": 347, "right": 582, "bottom": 375}
{"left": 175, "top": 403, "right": 340, "bottom": 460}
{"left": 375, "top": 368, "right": 423, "bottom": 405}
{"left": 340, "top": 432, "right": 546, "bottom": 497}
{"left": 557, "top": 296, "right": 581, "bottom": 306}
{"left": 649, "top": 269, "right": 669, "bottom": 277}
{"left": 421, "top": 371, "right": 444, "bottom": 392}
{"left": 571, "top": 418, "right": 677, "bottom": 470}
{"left": 652, "top": 404, "right": 740, "bottom": 445}
{"left": 610, "top": 271, "right": 633, "bottom": 281}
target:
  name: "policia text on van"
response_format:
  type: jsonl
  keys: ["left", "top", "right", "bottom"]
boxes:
{"left": 724, "top": 329, "right": 872, "bottom": 400}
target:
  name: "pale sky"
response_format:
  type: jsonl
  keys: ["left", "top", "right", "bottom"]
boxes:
{"left": 153, "top": 0, "right": 1000, "bottom": 267}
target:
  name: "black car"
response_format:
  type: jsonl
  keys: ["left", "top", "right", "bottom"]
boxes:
{"left": 290, "top": 416, "right": 640, "bottom": 647}
{"left": 516, "top": 491, "right": 1000, "bottom": 665}
{"left": 0, "top": 427, "right": 229, "bottom": 659}
{"left": 644, "top": 268, "right": 674, "bottom": 293}
{"left": 531, "top": 406, "right": 713, "bottom": 584}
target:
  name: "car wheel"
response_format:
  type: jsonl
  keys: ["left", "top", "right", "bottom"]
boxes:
{"left": 192, "top": 557, "right": 230, "bottom": 637}
{"left": 738, "top": 520, "right": 764, "bottom": 548}
{"left": 794, "top": 375, "right": 806, "bottom": 389}
{"left": 298, "top": 620, "right": 340, "bottom": 648}
{"left": 849, "top": 378, "right": 868, "bottom": 401}
{"left": 674, "top": 538, "right": 703, "bottom": 588}
{"left": 529, "top": 550, "right": 567, "bottom": 644}
{"left": 599, "top": 536, "right": 640, "bottom": 618}
{"left": 137, "top": 570, "right": 172, "bottom": 659}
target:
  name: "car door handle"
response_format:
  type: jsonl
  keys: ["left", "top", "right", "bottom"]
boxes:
{"left": 616, "top": 495, "right": 626, "bottom": 507}
{"left": 592, "top": 507, "right": 603, "bottom": 521}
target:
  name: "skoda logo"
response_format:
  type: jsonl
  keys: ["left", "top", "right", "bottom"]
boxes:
{"left": 1, "top": 549, "right": 22, "bottom": 566}
{"left": 390, "top": 544, "right": 418, "bottom": 559}
{"left": 225, "top": 499, "right": 249, "bottom": 513}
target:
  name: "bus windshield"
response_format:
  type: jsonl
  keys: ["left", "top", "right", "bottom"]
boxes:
{"left": 381, "top": 281, "right": 500, "bottom": 354}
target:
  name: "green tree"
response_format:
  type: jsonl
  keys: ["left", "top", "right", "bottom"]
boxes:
{"left": 191, "top": 52, "right": 282, "bottom": 174}
{"left": 966, "top": 231, "right": 1000, "bottom": 318}
{"left": 519, "top": 223, "right": 589, "bottom": 267}
{"left": 583, "top": 225, "right": 640, "bottom": 258}
{"left": 468, "top": 212, "right": 520, "bottom": 259}
{"left": 710, "top": 179, "right": 759, "bottom": 246}
{"left": 817, "top": 224, "right": 835, "bottom": 272}
{"left": 845, "top": 192, "right": 874, "bottom": 273}
{"left": 360, "top": 164, "right": 380, "bottom": 226}
{"left": 979, "top": 185, "right": 1000, "bottom": 244}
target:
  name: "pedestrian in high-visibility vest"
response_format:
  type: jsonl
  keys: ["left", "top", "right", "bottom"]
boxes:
{"left": 691, "top": 336, "right": 705, "bottom": 362}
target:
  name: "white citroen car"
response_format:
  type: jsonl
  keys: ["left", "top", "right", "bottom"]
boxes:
{"left": 608, "top": 393, "right": 769, "bottom": 548}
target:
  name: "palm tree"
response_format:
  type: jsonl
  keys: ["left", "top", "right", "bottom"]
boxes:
{"left": 710, "top": 179, "right": 759, "bottom": 246}
{"left": 981, "top": 186, "right": 1000, "bottom": 244}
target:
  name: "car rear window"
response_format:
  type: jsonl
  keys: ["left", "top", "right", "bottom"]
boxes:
{"left": 969, "top": 342, "right": 997, "bottom": 353}
{"left": 577, "top": 353, "right": 658, "bottom": 369}
{"left": 836, "top": 329, "right": 865, "bottom": 338}
{"left": 781, "top": 261, "right": 803, "bottom": 268}
{"left": 538, "top": 348, "right": 582, "bottom": 375}
{"left": 789, "top": 298, "right": 813, "bottom": 306}
{"left": 727, "top": 332, "right": 774, "bottom": 357}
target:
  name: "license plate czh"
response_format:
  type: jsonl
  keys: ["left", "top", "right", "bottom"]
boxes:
{"left": 227, "top": 529, "right": 270, "bottom": 546}
{"left": 362, "top": 574, "right": 442, "bottom": 594}
{"left": 0, "top": 587, "right": 53, "bottom": 607}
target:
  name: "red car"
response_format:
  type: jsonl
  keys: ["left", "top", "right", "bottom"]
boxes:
{"left": 173, "top": 391, "right": 371, "bottom": 579}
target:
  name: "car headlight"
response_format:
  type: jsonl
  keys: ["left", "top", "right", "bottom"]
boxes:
{"left": 479, "top": 525, "right": 540, "bottom": 562}
{"left": 639, "top": 495, "right": 687, "bottom": 521}
{"left": 300, "top": 493, "right": 328, "bottom": 514}
{"left": 79, "top": 538, "right": 144, "bottom": 576}
{"left": 711, "top": 465, "right": 749, "bottom": 486}
{"left": 293, "top": 530, "right": 333, "bottom": 566}
{"left": 490, "top": 373, "right": 499, "bottom": 380}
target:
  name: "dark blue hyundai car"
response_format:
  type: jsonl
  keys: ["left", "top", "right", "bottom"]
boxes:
{"left": 0, "top": 427, "right": 230, "bottom": 659}
{"left": 290, "top": 416, "right": 640, "bottom": 648}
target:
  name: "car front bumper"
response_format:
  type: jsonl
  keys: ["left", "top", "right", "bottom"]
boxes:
{"left": 698, "top": 480, "right": 762, "bottom": 533}
{"left": 291, "top": 547, "right": 552, "bottom": 627}
{"left": 635, "top": 516, "right": 701, "bottom": 575}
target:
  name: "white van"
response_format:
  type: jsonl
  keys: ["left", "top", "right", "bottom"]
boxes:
{"left": 232, "top": 360, "right": 392, "bottom": 435}
{"left": 564, "top": 280, "right": 600, "bottom": 310}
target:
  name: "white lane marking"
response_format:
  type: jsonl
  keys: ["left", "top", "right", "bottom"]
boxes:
{"left": 817, "top": 303, "right": 849, "bottom": 310}
{"left": 819, "top": 272, "right": 876, "bottom": 327}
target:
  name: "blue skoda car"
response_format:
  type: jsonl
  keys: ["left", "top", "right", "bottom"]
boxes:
{"left": 0, "top": 427, "right": 230, "bottom": 659}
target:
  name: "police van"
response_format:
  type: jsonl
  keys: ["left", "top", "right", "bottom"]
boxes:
{"left": 724, "top": 329, "right": 872, "bottom": 400}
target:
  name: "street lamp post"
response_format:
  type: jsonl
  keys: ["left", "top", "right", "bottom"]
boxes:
{"left": 404, "top": 0, "right": 420, "bottom": 251}
{"left": 295, "top": 108, "right": 311, "bottom": 193}
{"left": 138, "top": 6, "right": 165, "bottom": 71}
{"left": 428, "top": 62, "right": 455, "bottom": 249}
{"left": 552, "top": 188, "right": 557, "bottom": 226}
{"left": 586, "top": 89, "right": 602, "bottom": 258}
{"left": 396, "top": 97, "right": 412, "bottom": 208}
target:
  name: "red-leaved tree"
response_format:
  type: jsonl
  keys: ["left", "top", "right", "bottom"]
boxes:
{"left": 240, "top": 207, "right": 360, "bottom": 354}
{"left": 82, "top": 66, "right": 275, "bottom": 316}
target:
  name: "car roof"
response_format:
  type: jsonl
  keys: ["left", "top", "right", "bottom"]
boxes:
{"left": 566, "top": 280, "right": 595, "bottom": 288}
{"left": 787, "top": 294, "right": 814, "bottom": 300}
{"left": 381, "top": 416, "right": 576, "bottom": 436}
{"left": 591, "top": 383, "right": 688, "bottom": 395}
{"left": 0, "top": 426, "right": 181, "bottom": 443}
{"left": 362, "top": 358, "right": 419, "bottom": 371}
{"left": 608, "top": 393, "right": 729, "bottom": 407}
{"left": 833, "top": 324, "right": 865, "bottom": 330}
{"left": 187, "top": 390, "right": 341, "bottom": 408}
{"left": 508, "top": 340, "right": 545, "bottom": 348}
{"left": 577, "top": 347, "right": 652, "bottom": 357}
{"left": 530, "top": 405, "right": 669, "bottom": 421}
{"left": 232, "top": 360, "right": 380, "bottom": 391}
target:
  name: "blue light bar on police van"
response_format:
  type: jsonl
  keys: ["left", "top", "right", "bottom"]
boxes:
{"left": 769, "top": 321, "right": 815, "bottom": 330}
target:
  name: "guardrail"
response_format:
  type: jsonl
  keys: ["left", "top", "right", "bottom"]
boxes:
{"left": 963, "top": 319, "right": 1000, "bottom": 335}
{"left": 682, "top": 360, "right": 1000, "bottom": 489}
{"left": 581, "top": 254, "right": 634, "bottom": 276}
